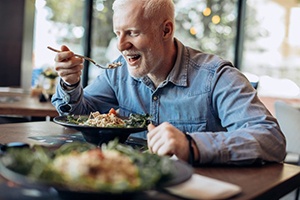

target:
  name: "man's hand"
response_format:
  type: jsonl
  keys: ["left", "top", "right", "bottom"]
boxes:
{"left": 54, "top": 45, "right": 84, "bottom": 85}
{"left": 147, "top": 122, "right": 190, "bottom": 161}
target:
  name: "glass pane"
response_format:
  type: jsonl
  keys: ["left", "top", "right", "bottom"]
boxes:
{"left": 89, "top": 0, "right": 116, "bottom": 84}
{"left": 242, "top": 0, "right": 300, "bottom": 96}
{"left": 174, "top": 0, "right": 238, "bottom": 61}
{"left": 32, "top": 0, "right": 84, "bottom": 94}
{"left": 89, "top": 0, "right": 238, "bottom": 83}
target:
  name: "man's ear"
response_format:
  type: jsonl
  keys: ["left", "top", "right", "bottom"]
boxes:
{"left": 162, "top": 20, "right": 173, "bottom": 39}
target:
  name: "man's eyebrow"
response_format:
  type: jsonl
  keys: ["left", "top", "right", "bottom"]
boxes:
{"left": 114, "top": 27, "right": 139, "bottom": 33}
{"left": 124, "top": 27, "right": 139, "bottom": 31}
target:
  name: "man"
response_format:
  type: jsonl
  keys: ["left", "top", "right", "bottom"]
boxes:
{"left": 52, "top": 0, "right": 286, "bottom": 165}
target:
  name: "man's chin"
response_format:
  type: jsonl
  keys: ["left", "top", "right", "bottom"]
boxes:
{"left": 128, "top": 66, "right": 144, "bottom": 78}
{"left": 127, "top": 64, "right": 139, "bottom": 69}
{"left": 129, "top": 72, "right": 143, "bottom": 79}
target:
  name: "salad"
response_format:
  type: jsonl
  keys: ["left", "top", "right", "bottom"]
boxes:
{"left": 1, "top": 141, "right": 174, "bottom": 193}
{"left": 67, "top": 108, "right": 151, "bottom": 128}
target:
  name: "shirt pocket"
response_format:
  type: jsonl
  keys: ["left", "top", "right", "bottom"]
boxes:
{"left": 169, "top": 119, "right": 207, "bottom": 133}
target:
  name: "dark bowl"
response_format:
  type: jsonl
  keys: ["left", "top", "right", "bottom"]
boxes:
{"left": 53, "top": 116, "right": 147, "bottom": 146}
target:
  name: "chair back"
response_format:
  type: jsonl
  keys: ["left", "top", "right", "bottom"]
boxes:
{"left": 275, "top": 101, "right": 300, "bottom": 154}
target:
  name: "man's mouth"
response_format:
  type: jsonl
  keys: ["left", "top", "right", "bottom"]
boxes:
{"left": 126, "top": 54, "right": 141, "bottom": 64}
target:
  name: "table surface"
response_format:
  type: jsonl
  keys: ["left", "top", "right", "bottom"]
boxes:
{"left": 0, "top": 121, "right": 299, "bottom": 200}
{"left": 259, "top": 95, "right": 300, "bottom": 116}
{"left": 0, "top": 92, "right": 58, "bottom": 118}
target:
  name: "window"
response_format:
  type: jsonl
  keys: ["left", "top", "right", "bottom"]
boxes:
{"left": 242, "top": 0, "right": 300, "bottom": 96}
{"left": 29, "top": 0, "right": 300, "bottom": 97}
{"left": 89, "top": 0, "right": 116, "bottom": 84}
{"left": 32, "top": 0, "right": 85, "bottom": 90}
{"left": 174, "top": 0, "right": 238, "bottom": 61}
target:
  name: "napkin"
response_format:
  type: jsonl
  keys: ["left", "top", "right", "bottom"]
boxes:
{"left": 165, "top": 173, "right": 242, "bottom": 200}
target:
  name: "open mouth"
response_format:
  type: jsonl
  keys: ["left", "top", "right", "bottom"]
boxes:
{"left": 127, "top": 54, "right": 141, "bottom": 65}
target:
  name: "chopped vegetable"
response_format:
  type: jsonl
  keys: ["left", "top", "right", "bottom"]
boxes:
{"left": 66, "top": 110, "right": 151, "bottom": 128}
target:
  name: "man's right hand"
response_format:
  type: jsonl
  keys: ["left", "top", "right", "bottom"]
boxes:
{"left": 54, "top": 45, "right": 84, "bottom": 85}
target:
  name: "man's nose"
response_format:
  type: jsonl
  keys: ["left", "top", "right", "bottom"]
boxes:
{"left": 117, "top": 35, "right": 131, "bottom": 51}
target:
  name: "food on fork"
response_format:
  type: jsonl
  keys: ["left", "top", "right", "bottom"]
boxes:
{"left": 107, "top": 61, "right": 122, "bottom": 69}
{"left": 47, "top": 46, "right": 122, "bottom": 69}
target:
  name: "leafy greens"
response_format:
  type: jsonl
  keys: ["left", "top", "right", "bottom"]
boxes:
{"left": 1, "top": 140, "right": 174, "bottom": 193}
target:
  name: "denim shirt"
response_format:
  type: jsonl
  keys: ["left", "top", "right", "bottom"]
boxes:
{"left": 52, "top": 38, "right": 286, "bottom": 165}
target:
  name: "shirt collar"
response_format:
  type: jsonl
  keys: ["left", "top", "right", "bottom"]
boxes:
{"left": 167, "top": 38, "right": 188, "bottom": 87}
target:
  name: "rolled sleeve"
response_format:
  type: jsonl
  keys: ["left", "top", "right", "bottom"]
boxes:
{"left": 51, "top": 79, "right": 82, "bottom": 115}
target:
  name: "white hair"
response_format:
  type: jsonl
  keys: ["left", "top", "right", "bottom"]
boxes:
{"left": 112, "top": 0, "right": 175, "bottom": 25}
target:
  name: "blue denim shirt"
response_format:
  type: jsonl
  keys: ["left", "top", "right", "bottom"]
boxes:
{"left": 52, "top": 39, "right": 286, "bottom": 165}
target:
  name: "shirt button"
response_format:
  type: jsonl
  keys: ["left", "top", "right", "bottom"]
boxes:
{"left": 63, "top": 94, "right": 70, "bottom": 103}
{"left": 153, "top": 96, "right": 158, "bottom": 101}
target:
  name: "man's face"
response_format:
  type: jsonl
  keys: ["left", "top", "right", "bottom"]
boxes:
{"left": 113, "top": 2, "right": 164, "bottom": 78}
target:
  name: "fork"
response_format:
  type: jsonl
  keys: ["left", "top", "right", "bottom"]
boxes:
{"left": 47, "top": 46, "right": 122, "bottom": 69}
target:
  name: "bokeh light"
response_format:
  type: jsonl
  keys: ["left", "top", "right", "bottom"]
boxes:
{"left": 212, "top": 15, "right": 221, "bottom": 24}
{"left": 203, "top": 7, "right": 211, "bottom": 16}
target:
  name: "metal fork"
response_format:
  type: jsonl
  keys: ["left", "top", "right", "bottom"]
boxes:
{"left": 47, "top": 46, "right": 122, "bottom": 69}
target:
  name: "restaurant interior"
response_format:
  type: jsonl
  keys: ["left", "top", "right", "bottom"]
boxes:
{"left": 0, "top": 0, "right": 300, "bottom": 199}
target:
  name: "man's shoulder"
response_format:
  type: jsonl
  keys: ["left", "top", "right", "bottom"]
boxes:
{"left": 186, "top": 47, "right": 234, "bottom": 71}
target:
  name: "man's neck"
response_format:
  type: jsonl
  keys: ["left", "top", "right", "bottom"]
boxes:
{"left": 148, "top": 39, "right": 177, "bottom": 88}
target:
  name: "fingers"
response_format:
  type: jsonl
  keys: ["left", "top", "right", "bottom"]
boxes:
{"left": 147, "top": 123, "right": 155, "bottom": 131}
{"left": 54, "top": 45, "right": 83, "bottom": 65}
{"left": 55, "top": 57, "right": 83, "bottom": 72}
{"left": 54, "top": 50, "right": 74, "bottom": 62}
{"left": 147, "top": 122, "right": 191, "bottom": 161}
{"left": 147, "top": 124, "right": 155, "bottom": 153}
{"left": 147, "top": 124, "right": 157, "bottom": 153}
{"left": 55, "top": 60, "right": 83, "bottom": 85}
{"left": 147, "top": 122, "right": 175, "bottom": 156}
{"left": 153, "top": 137, "right": 176, "bottom": 157}
{"left": 53, "top": 45, "right": 84, "bottom": 85}
{"left": 61, "top": 45, "right": 70, "bottom": 51}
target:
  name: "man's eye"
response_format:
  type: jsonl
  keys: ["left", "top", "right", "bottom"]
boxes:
{"left": 130, "top": 32, "right": 139, "bottom": 37}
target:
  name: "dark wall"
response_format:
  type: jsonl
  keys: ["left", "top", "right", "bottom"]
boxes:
{"left": 0, "top": 0, "right": 25, "bottom": 87}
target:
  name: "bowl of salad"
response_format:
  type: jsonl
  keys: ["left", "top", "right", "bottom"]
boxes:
{"left": 0, "top": 141, "right": 193, "bottom": 198}
{"left": 53, "top": 109, "right": 151, "bottom": 146}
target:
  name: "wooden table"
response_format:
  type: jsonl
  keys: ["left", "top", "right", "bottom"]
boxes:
{"left": 0, "top": 122, "right": 299, "bottom": 200}
{"left": 259, "top": 95, "right": 300, "bottom": 116}
{"left": 0, "top": 91, "right": 58, "bottom": 118}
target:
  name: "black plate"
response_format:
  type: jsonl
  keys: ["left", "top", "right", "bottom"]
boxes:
{"left": 53, "top": 115, "right": 147, "bottom": 145}
{"left": 0, "top": 157, "right": 193, "bottom": 199}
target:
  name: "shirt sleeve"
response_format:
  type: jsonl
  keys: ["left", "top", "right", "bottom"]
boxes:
{"left": 51, "top": 70, "right": 119, "bottom": 115}
{"left": 51, "top": 78, "right": 83, "bottom": 115}
{"left": 191, "top": 66, "right": 286, "bottom": 165}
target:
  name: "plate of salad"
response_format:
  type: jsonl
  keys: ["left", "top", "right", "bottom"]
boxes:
{"left": 53, "top": 109, "right": 151, "bottom": 145}
{"left": 0, "top": 141, "right": 193, "bottom": 199}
